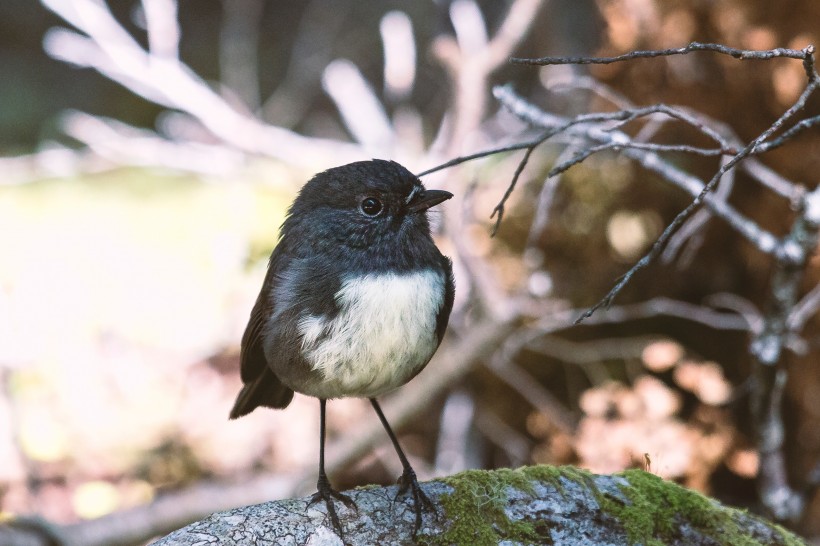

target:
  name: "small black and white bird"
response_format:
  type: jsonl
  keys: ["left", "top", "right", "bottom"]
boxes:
{"left": 229, "top": 159, "right": 454, "bottom": 537}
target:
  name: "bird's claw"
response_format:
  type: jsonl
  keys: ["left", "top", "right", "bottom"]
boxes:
{"left": 396, "top": 468, "right": 438, "bottom": 535}
{"left": 309, "top": 473, "right": 357, "bottom": 540}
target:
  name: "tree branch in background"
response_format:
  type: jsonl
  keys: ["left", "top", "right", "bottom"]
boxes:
{"left": 490, "top": 145, "right": 536, "bottom": 235}
{"left": 511, "top": 41, "right": 815, "bottom": 69}
{"left": 431, "top": 0, "right": 547, "bottom": 157}
{"left": 40, "top": 0, "right": 364, "bottom": 168}
{"left": 434, "top": 44, "right": 819, "bottom": 523}
{"left": 749, "top": 186, "right": 820, "bottom": 521}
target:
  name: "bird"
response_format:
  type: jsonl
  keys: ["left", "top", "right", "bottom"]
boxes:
{"left": 229, "top": 159, "right": 454, "bottom": 538}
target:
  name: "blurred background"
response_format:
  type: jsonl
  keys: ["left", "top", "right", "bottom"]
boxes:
{"left": 2, "top": 0, "right": 820, "bottom": 543}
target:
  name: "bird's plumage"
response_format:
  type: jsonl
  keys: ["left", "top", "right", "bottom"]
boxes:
{"left": 229, "top": 159, "right": 454, "bottom": 419}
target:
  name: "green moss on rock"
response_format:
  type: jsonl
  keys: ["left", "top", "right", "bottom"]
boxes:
{"left": 419, "top": 467, "right": 549, "bottom": 545}
{"left": 600, "top": 469, "right": 804, "bottom": 546}
{"left": 419, "top": 465, "right": 805, "bottom": 546}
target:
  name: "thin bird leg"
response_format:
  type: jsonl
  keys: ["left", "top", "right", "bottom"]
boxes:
{"left": 370, "top": 398, "right": 437, "bottom": 534}
{"left": 309, "top": 398, "right": 356, "bottom": 538}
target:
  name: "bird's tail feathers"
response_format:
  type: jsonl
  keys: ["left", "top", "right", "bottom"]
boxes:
{"left": 229, "top": 368, "right": 294, "bottom": 419}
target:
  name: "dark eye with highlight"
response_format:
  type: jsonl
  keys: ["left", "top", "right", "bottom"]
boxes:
{"left": 360, "top": 197, "right": 383, "bottom": 217}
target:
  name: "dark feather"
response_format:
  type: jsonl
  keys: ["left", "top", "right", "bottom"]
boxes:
{"left": 229, "top": 367, "right": 293, "bottom": 418}
{"left": 232, "top": 249, "right": 296, "bottom": 416}
{"left": 239, "top": 250, "right": 279, "bottom": 383}
{"left": 436, "top": 256, "right": 455, "bottom": 343}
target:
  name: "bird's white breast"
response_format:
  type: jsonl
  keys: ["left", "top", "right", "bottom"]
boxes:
{"left": 298, "top": 270, "right": 444, "bottom": 398}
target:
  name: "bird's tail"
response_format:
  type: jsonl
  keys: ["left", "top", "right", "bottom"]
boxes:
{"left": 229, "top": 367, "right": 294, "bottom": 419}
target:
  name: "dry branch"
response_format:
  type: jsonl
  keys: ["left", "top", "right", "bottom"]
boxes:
{"left": 40, "top": 0, "right": 364, "bottom": 168}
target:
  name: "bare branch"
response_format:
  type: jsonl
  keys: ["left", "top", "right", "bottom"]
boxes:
{"left": 432, "top": 0, "right": 546, "bottom": 154}
{"left": 524, "top": 156, "right": 566, "bottom": 250}
{"left": 322, "top": 59, "right": 395, "bottom": 154}
{"left": 747, "top": 186, "right": 820, "bottom": 521}
{"left": 787, "top": 282, "right": 820, "bottom": 332}
{"left": 380, "top": 10, "right": 416, "bottom": 101}
{"left": 482, "top": 0, "right": 546, "bottom": 69}
{"left": 492, "top": 85, "right": 781, "bottom": 254}
{"left": 417, "top": 132, "right": 551, "bottom": 177}
{"left": 41, "top": 0, "right": 364, "bottom": 167}
{"left": 512, "top": 42, "right": 816, "bottom": 72}
{"left": 141, "top": 0, "right": 180, "bottom": 58}
{"left": 508, "top": 42, "right": 819, "bottom": 524}
{"left": 544, "top": 70, "right": 805, "bottom": 202}
{"left": 741, "top": 159, "right": 805, "bottom": 204}
{"left": 661, "top": 156, "right": 735, "bottom": 265}
{"left": 0, "top": 146, "right": 105, "bottom": 185}
{"left": 490, "top": 145, "right": 536, "bottom": 236}
{"left": 704, "top": 293, "right": 765, "bottom": 334}
{"left": 62, "top": 111, "right": 245, "bottom": 175}
{"left": 753, "top": 113, "right": 820, "bottom": 154}
{"left": 219, "top": 0, "right": 263, "bottom": 108}
{"left": 530, "top": 296, "right": 754, "bottom": 334}
{"left": 495, "top": 75, "right": 820, "bottom": 330}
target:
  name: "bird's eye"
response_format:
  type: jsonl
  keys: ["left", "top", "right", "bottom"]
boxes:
{"left": 360, "top": 197, "right": 383, "bottom": 216}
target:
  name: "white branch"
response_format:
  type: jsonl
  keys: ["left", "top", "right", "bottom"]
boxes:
{"left": 62, "top": 111, "right": 245, "bottom": 175}
{"left": 41, "top": 0, "right": 364, "bottom": 168}
{"left": 322, "top": 59, "right": 395, "bottom": 155}
{"left": 141, "top": 0, "right": 180, "bottom": 58}
{"left": 380, "top": 11, "right": 416, "bottom": 100}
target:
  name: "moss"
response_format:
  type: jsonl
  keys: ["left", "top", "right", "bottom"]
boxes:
{"left": 419, "top": 465, "right": 596, "bottom": 545}
{"left": 420, "top": 466, "right": 805, "bottom": 546}
{"left": 418, "top": 467, "right": 546, "bottom": 545}
{"left": 520, "top": 464, "right": 598, "bottom": 495}
{"left": 600, "top": 469, "right": 805, "bottom": 546}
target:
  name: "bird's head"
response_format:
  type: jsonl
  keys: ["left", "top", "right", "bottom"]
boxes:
{"left": 283, "top": 160, "right": 452, "bottom": 259}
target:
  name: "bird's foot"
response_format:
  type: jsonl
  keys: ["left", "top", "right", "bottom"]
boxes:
{"left": 396, "top": 467, "right": 437, "bottom": 535}
{"left": 309, "top": 473, "right": 357, "bottom": 540}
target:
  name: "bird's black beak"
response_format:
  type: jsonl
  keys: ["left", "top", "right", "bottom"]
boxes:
{"left": 407, "top": 189, "right": 453, "bottom": 214}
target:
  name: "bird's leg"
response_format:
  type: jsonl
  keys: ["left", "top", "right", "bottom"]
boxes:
{"left": 369, "top": 398, "right": 437, "bottom": 535}
{"left": 309, "top": 399, "right": 356, "bottom": 538}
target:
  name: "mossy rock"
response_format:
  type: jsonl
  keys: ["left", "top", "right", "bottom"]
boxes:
{"left": 420, "top": 465, "right": 804, "bottom": 546}
{"left": 148, "top": 465, "right": 806, "bottom": 546}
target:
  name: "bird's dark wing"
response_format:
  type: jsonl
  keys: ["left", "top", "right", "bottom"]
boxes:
{"left": 240, "top": 250, "right": 280, "bottom": 383}
{"left": 435, "top": 256, "right": 455, "bottom": 343}
{"left": 229, "top": 249, "right": 294, "bottom": 418}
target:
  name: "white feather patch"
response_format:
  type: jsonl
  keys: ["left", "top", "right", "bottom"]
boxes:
{"left": 298, "top": 270, "right": 444, "bottom": 397}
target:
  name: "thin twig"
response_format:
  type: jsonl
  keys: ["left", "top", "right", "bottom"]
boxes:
{"left": 417, "top": 132, "right": 548, "bottom": 177}
{"left": 490, "top": 85, "right": 782, "bottom": 254}
{"left": 512, "top": 42, "right": 815, "bottom": 69}
{"left": 661, "top": 156, "right": 735, "bottom": 265}
{"left": 754, "top": 113, "right": 820, "bottom": 154}
{"left": 420, "top": 102, "right": 731, "bottom": 178}
{"left": 490, "top": 145, "right": 536, "bottom": 236}
{"left": 787, "top": 282, "right": 820, "bottom": 332}
{"left": 574, "top": 78, "right": 815, "bottom": 322}
{"left": 489, "top": 81, "right": 818, "bottom": 322}
{"left": 547, "top": 71, "right": 804, "bottom": 202}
